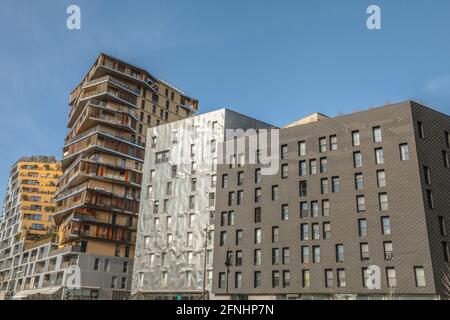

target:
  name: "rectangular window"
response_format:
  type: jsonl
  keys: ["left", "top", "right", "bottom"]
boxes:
{"left": 220, "top": 231, "right": 227, "bottom": 246}
{"left": 236, "top": 230, "right": 243, "bottom": 246}
{"left": 321, "top": 178, "right": 329, "bottom": 195}
{"left": 255, "top": 168, "right": 262, "bottom": 183}
{"left": 319, "top": 137, "right": 327, "bottom": 153}
{"left": 323, "top": 222, "right": 331, "bottom": 240}
{"left": 320, "top": 157, "right": 328, "bottom": 173}
{"left": 336, "top": 244, "right": 344, "bottom": 262}
{"left": 302, "top": 270, "right": 310, "bottom": 288}
{"left": 325, "top": 269, "right": 334, "bottom": 288}
{"left": 222, "top": 174, "right": 229, "bottom": 188}
{"left": 302, "top": 246, "right": 310, "bottom": 264}
{"left": 332, "top": 176, "right": 340, "bottom": 193}
{"left": 439, "top": 216, "right": 447, "bottom": 236}
{"left": 235, "top": 251, "right": 242, "bottom": 266}
{"left": 254, "top": 207, "right": 262, "bottom": 223}
{"left": 237, "top": 172, "right": 244, "bottom": 186}
{"left": 299, "top": 160, "right": 307, "bottom": 176}
{"left": 387, "top": 268, "right": 397, "bottom": 288}
{"left": 353, "top": 152, "right": 362, "bottom": 168}
{"left": 352, "top": 131, "right": 360, "bottom": 147}
{"left": 379, "top": 193, "right": 388, "bottom": 211}
{"left": 300, "top": 202, "right": 308, "bottom": 219}
{"left": 384, "top": 241, "right": 393, "bottom": 261}
{"left": 357, "top": 196, "right": 366, "bottom": 212}
{"left": 283, "top": 271, "right": 290, "bottom": 288}
{"left": 313, "top": 246, "right": 321, "bottom": 263}
{"left": 218, "top": 273, "right": 225, "bottom": 288}
{"left": 311, "top": 201, "right": 319, "bottom": 218}
{"left": 281, "top": 144, "right": 288, "bottom": 160}
{"left": 254, "top": 271, "right": 262, "bottom": 288}
{"left": 373, "top": 126, "right": 382, "bottom": 143}
{"left": 272, "top": 248, "right": 279, "bottom": 265}
{"left": 312, "top": 223, "right": 320, "bottom": 240}
{"left": 359, "top": 219, "right": 367, "bottom": 237}
{"left": 446, "top": 131, "right": 450, "bottom": 148}
{"left": 442, "top": 242, "right": 449, "bottom": 262}
{"left": 282, "top": 204, "right": 289, "bottom": 221}
{"left": 272, "top": 271, "right": 280, "bottom": 288}
{"left": 237, "top": 190, "right": 243, "bottom": 205}
{"left": 254, "top": 249, "right": 262, "bottom": 266}
{"left": 377, "top": 170, "right": 386, "bottom": 187}
{"left": 418, "top": 121, "right": 425, "bottom": 139}
{"left": 255, "top": 188, "right": 262, "bottom": 203}
{"left": 228, "top": 211, "right": 235, "bottom": 226}
{"left": 282, "top": 247, "right": 290, "bottom": 265}
{"left": 426, "top": 189, "right": 435, "bottom": 209}
{"left": 330, "top": 135, "right": 338, "bottom": 151}
{"left": 299, "top": 181, "right": 307, "bottom": 197}
{"left": 301, "top": 223, "right": 309, "bottom": 240}
{"left": 375, "top": 148, "right": 384, "bottom": 165}
{"left": 272, "top": 227, "right": 279, "bottom": 243}
{"left": 337, "top": 269, "right": 346, "bottom": 288}
{"left": 360, "top": 243, "right": 369, "bottom": 261}
{"left": 443, "top": 151, "right": 450, "bottom": 168}
{"left": 355, "top": 173, "right": 364, "bottom": 190}
{"left": 298, "top": 141, "right": 306, "bottom": 157}
{"left": 255, "top": 228, "right": 262, "bottom": 244}
{"left": 400, "top": 143, "right": 409, "bottom": 161}
{"left": 272, "top": 185, "right": 279, "bottom": 201}
{"left": 322, "top": 200, "right": 330, "bottom": 217}
{"left": 382, "top": 217, "right": 391, "bottom": 235}
{"left": 414, "top": 267, "right": 426, "bottom": 287}
{"left": 310, "top": 159, "right": 317, "bottom": 175}
{"left": 424, "top": 166, "right": 431, "bottom": 185}
{"left": 281, "top": 164, "right": 288, "bottom": 179}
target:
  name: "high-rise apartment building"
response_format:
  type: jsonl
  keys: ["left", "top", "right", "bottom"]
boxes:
{"left": 132, "top": 109, "right": 273, "bottom": 299}
{"left": 53, "top": 53, "right": 199, "bottom": 299}
{"left": 0, "top": 156, "right": 62, "bottom": 296}
{"left": 213, "top": 101, "right": 450, "bottom": 300}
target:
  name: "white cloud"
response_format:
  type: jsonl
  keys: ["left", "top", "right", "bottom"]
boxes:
{"left": 424, "top": 75, "right": 450, "bottom": 96}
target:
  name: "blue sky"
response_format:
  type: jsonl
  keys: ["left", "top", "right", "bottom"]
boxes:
{"left": 0, "top": 0, "right": 449, "bottom": 193}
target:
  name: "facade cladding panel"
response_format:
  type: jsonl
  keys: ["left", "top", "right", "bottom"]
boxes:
{"left": 213, "top": 101, "right": 450, "bottom": 299}
{"left": 131, "top": 109, "right": 274, "bottom": 298}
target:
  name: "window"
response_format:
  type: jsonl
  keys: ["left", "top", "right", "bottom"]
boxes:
{"left": 323, "top": 222, "right": 331, "bottom": 240}
{"left": 386, "top": 268, "right": 397, "bottom": 288}
{"left": 310, "top": 159, "right": 317, "bottom": 175}
{"left": 187, "top": 233, "right": 193, "bottom": 247}
{"left": 325, "top": 269, "right": 334, "bottom": 288}
{"left": 282, "top": 204, "right": 289, "bottom": 221}
{"left": 301, "top": 224, "right": 309, "bottom": 240}
{"left": 414, "top": 267, "right": 426, "bottom": 287}
{"left": 418, "top": 121, "right": 425, "bottom": 139}
{"left": 281, "top": 164, "right": 288, "bottom": 179}
{"left": 220, "top": 231, "right": 227, "bottom": 246}
{"left": 321, "top": 178, "right": 329, "bottom": 195}
{"left": 322, "top": 200, "right": 330, "bottom": 217}
{"left": 442, "top": 242, "right": 449, "bottom": 262}
{"left": 255, "top": 188, "right": 262, "bottom": 203}
{"left": 311, "top": 201, "right": 319, "bottom": 218}
{"left": 357, "top": 196, "right": 366, "bottom": 212}
{"left": 222, "top": 174, "right": 228, "bottom": 188}
{"left": 228, "top": 192, "right": 235, "bottom": 206}
{"left": 313, "top": 246, "right": 321, "bottom": 263}
{"left": 255, "top": 207, "right": 262, "bottom": 223}
{"left": 355, "top": 173, "right": 364, "bottom": 190}
{"left": 189, "top": 196, "right": 195, "bottom": 210}
{"left": 235, "top": 251, "right": 242, "bottom": 266}
{"left": 272, "top": 248, "right": 280, "bottom": 265}
{"left": 298, "top": 141, "right": 306, "bottom": 157}
{"left": 362, "top": 268, "right": 369, "bottom": 288}
{"left": 236, "top": 230, "right": 243, "bottom": 246}
{"left": 337, "top": 269, "right": 346, "bottom": 288}
{"left": 377, "top": 170, "right": 386, "bottom": 187}
{"left": 373, "top": 127, "right": 382, "bottom": 143}
{"left": 220, "top": 212, "right": 228, "bottom": 227}
{"left": 94, "top": 258, "right": 100, "bottom": 271}
{"left": 446, "top": 131, "right": 450, "bottom": 148}
{"left": 228, "top": 211, "right": 235, "bottom": 226}
{"left": 439, "top": 216, "right": 447, "bottom": 236}
{"left": 320, "top": 157, "right": 328, "bottom": 173}
{"left": 300, "top": 202, "right": 308, "bottom": 219}
{"left": 111, "top": 276, "right": 117, "bottom": 289}
{"left": 238, "top": 172, "right": 244, "bottom": 186}
{"left": 272, "top": 271, "right": 280, "bottom": 288}
{"left": 299, "top": 181, "right": 307, "bottom": 197}
{"left": 312, "top": 223, "right": 320, "bottom": 240}
{"left": 330, "top": 135, "right": 338, "bottom": 151}
{"left": 283, "top": 271, "right": 291, "bottom": 288}
{"left": 255, "top": 168, "right": 262, "bottom": 183}
{"left": 353, "top": 152, "right": 362, "bottom": 168}
{"left": 352, "top": 131, "right": 360, "bottom": 147}
{"left": 254, "top": 249, "right": 262, "bottom": 266}
{"left": 299, "top": 160, "right": 307, "bottom": 176}
{"left": 211, "top": 140, "right": 217, "bottom": 154}
{"left": 332, "top": 176, "right": 340, "bottom": 193}
{"left": 399, "top": 143, "right": 410, "bottom": 161}
{"left": 336, "top": 244, "right": 344, "bottom": 262}
{"left": 272, "top": 185, "right": 279, "bottom": 201}
{"left": 424, "top": 166, "right": 431, "bottom": 185}
{"left": 218, "top": 273, "right": 226, "bottom": 289}
{"left": 254, "top": 271, "right": 262, "bottom": 288}
{"left": 272, "top": 227, "right": 279, "bottom": 243}
{"left": 375, "top": 148, "right": 384, "bottom": 165}
{"left": 381, "top": 217, "right": 391, "bottom": 235}
{"left": 360, "top": 243, "right": 369, "bottom": 261}
{"left": 187, "top": 251, "right": 194, "bottom": 264}
{"left": 443, "top": 151, "right": 450, "bottom": 168}
{"left": 302, "top": 270, "right": 310, "bottom": 288}
{"left": 379, "top": 193, "right": 388, "bottom": 211}
{"left": 281, "top": 144, "right": 288, "bottom": 160}
{"left": 319, "top": 137, "right": 327, "bottom": 153}
{"left": 384, "top": 241, "right": 393, "bottom": 261}
{"left": 237, "top": 190, "right": 243, "bottom": 205}
{"left": 155, "top": 150, "right": 169, "bottom": 164}
{"left": 255, "top": 228, "right": 262, "bottom": 244}
{"left": 359, "top": 219, "right": 367, "bottom": 237}
{"left": 301, "top": 246, "right": 310, "bottom": 264}
{"left": 426, "top": 189, "right": 435, "bottom": 209}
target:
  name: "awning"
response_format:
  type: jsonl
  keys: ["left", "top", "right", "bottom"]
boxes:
{"left": 13, "top": 286, "right": 62, "bottom": 300}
